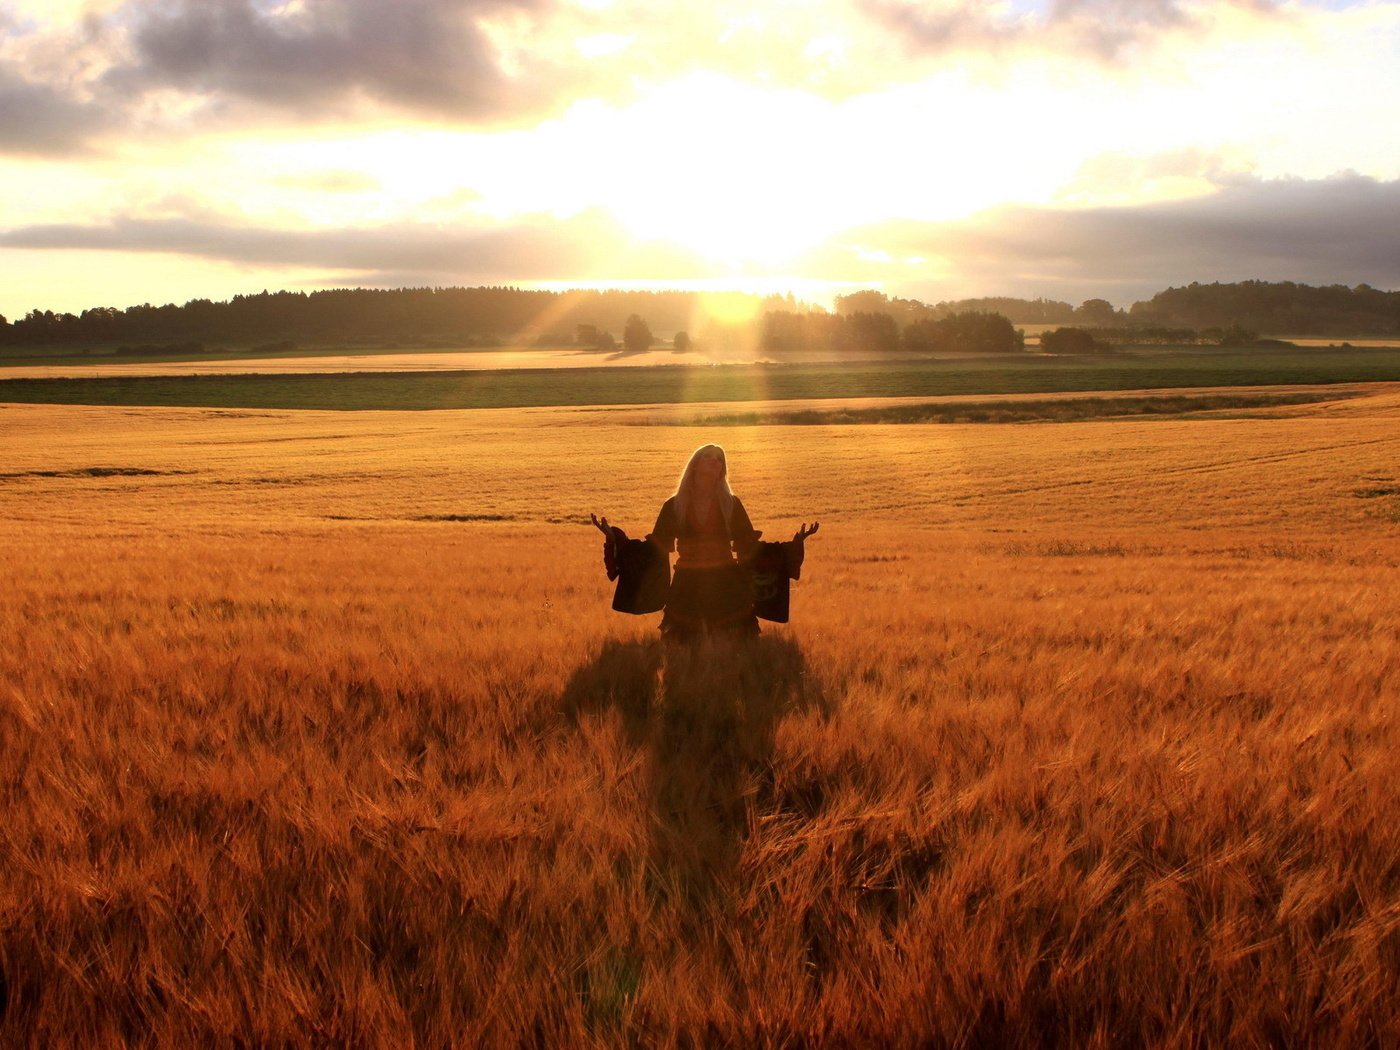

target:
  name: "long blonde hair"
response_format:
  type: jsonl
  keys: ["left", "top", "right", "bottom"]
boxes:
{"left": 672, "top": 443, "right": 735, "bottom": 526}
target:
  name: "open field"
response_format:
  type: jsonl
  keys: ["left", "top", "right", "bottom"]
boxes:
{"left": 4, "top": 388, "right": 1400, "bottom": 1046}
{"left": 1011, "top": 326, "right": 1400, "bottom": 348}
{"left": 4, "top": 347, "right": 1400, "bottom": 411}
{"left": 666, "top": 390, "right": 1360, "bottom": 426}
{"left": 5, "top": 340, "right": 1395, "bottom": 380}
{"left": 0, "top": 346, "right": 707, "bottom": 377}
{"left": 1275, "top": 338, "right": 1400, "bottom": 349}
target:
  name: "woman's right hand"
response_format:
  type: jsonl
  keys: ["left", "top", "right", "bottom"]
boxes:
{"left": 590, "top": 513, "right": 611, "bottom": 535}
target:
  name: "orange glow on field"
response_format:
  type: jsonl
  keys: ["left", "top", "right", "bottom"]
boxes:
{"left": 4, "top": 394, "right": 1400, "bottom": 1043}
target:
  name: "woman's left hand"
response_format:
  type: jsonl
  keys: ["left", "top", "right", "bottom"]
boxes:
{"left": 793, "top": 522, "right": 820, "bottom": 543}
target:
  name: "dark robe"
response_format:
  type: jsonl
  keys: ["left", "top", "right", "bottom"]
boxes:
{"left": 601, "top": 498, "right": 809, "bottom": 626}
{"left": 650, "top": 495, "right": 758, "bottom": 636}
{"left": 602, "top": 526, "right": 670, "bottom": 614}
{"left": 751, "top": 538, "right": 806, "bottom": 623}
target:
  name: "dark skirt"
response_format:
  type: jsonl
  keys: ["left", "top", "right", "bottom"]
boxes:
{"left": 661, "top": 564, "right": 758, "bottom": 638}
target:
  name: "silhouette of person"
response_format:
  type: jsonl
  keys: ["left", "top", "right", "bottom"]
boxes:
{"left": 593, "top": 444, "right": 819, "bottom": 641}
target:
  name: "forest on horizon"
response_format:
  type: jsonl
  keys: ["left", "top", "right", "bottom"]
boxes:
{"left": 3, "top": 279, "right": 1398, "bottom": 351}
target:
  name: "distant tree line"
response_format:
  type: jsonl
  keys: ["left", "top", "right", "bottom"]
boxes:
{"left": 0, "top": 287, "right": 750, "bottom": 349}
{"left": 1, "top": 280, "right": 1394, "bottom": 352}
{"left": 903, "top": 312, "right": 1024, "bottom": 354}
{"left": 760, "top": 310, "right": 901, "bottom": 355}
{"left": 832, "top": 291, "right": 1117, "bottom": 327}
{"left": 757, "top": 309, "right": 1024, "bottom": 356}
{"left": 1039, "top": 322, "right": 1295, "bottom": 354}
{"left": 1128, "top": 281, "right": 1400, "bottom": 336}
{"left": 1063, "top": 323, "right": 1287, "bottom": 347}
{"left": 835, "top": 284, "right": 1400, "bottom": 337}
{"left": 1039, "top": 328, "right": 1115, "bottom": 355}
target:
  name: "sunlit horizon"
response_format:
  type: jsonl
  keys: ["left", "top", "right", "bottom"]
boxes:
{"left": 1, "top": 0, "right": 1398, "bottom": 319}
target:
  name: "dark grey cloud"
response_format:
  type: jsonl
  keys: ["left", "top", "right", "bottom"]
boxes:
{"left": 861, "top": 0, "right": 1279, "bottom": 62}
{"left": 0, "top": 209, "right": 710, "bottom": 281}
{"left": 103, "top": 0, "right": 555, "bottom": 121}
{"left": 0, "top": 62, "right": 109, "bottom": 156}
{"left": 814, "top": 172, "right": 1400, "bottom": 303}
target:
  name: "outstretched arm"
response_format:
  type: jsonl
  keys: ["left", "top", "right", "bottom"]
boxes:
{"left": 591, "top": 513, "right": 626, "bottom": 581}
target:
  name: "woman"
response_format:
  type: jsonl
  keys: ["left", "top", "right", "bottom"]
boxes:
{"left": 650, "top": 444, "right": 761, "bottom": 639}
{"left": 594, "top": 444, "right": 819, "bottom": 640}
{"left": 593, "top": 445, "right": 817, "bottom": 641}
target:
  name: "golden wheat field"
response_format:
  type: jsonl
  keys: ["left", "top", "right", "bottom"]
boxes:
{"left": 3, "top": 387, "right": 1400, "bottom": 1047}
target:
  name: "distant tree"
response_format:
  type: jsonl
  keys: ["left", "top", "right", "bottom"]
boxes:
{"left": 596, "top": 330, "right": 618, "bottom": 351}
{"left": 1040, "top": 327, "right": 1111, "bottom": 354}
{"left": 761, "top": 311, "right": 802, "bottom": 355}
{"left": 1214, "top": 324, "right": 1259, "bottom": 347}
{"left": 762, "top": 310, "right": 837, "bottom": 354}
{"left": 1075, "top": 325, "right": 1199, "bottom": 345}
{"left": 1075, "top": 298, "right": 1119, "bottom": 326}
{"left": 833, "top": 290, "right": 891, "bottom": 316}
{"left": 840, "top": 311, "right": 900, "bottom": 354}
{"left": 935, "top": 296, "right": 1076, "bottom": 324}
{"left": 672, "top": 330, "right": 691, "bottom": 353}
{"left": 834, "top": 290, "right": 939, "bottom": 329}
{"left": 904, "top": 311, "right": 1024, "bottom": 354}
{"left": 575, "top": 323, "right": 598, "bottom": 346}
{"left": 623, "top": 314, "right": 653, "bottom": 353}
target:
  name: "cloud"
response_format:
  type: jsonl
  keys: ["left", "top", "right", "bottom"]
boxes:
{"left": 0, "top": 0, "right": 1361, "bottom": 159}
{"left": 269, "top": 169, "right": 382, "bottom": 193}
{"left": 92, "top": 0, "right": 890, "bottom": 124}
{"left": 860, "top": 0, "right": 1281, "bottom": 63}
{"left": 4, "top": 173, "right": 1395, "bottom": 304}
{"left": 0, "top": 61, "right": 109, "bottom": 156}
{"left": 0, "top": 0, "right": 600, "bottom": 154}
{"left": 0, "top": 208, "right": 711, "bottom": 282}
{"left": 100, "top": 0, "right": 562, "bottom": 122}
{"left": 805, "top": 172, "right": 1400, "bottom": 302}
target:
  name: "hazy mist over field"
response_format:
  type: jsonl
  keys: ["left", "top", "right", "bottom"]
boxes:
{"left": 1, "top": 0, "right": 1398, "bottom": 316}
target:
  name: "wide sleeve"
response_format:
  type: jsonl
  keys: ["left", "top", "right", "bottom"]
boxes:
{"left": 729, "top": 496, "right": 760, "bottom": 561}
{"left": 647, "top": 498, "right": 677, "bottom": 553}
{"left": 612, "top": 537, "right": 671, "bottom": 614}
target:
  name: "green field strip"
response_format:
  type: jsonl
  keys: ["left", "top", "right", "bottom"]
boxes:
{"left": 4, "top": 350, "right": 1400, "bottom": 411}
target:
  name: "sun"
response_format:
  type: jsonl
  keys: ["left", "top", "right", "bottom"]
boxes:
{"left": 228, "top": 73, "right": 1030, "bottom": 284}
{"left": 607, "top": 166, "right": 833, "bottom": 269}
{"left": 543, "top": 73, "right": 1046, "bottom": 269}
{"left": 559, "top": 75, "right": 867, "bottom": 268}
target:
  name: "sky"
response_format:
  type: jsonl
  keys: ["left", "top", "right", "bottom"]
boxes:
{"left": 1, "top": 0, "right": 1398, "bottom": 318}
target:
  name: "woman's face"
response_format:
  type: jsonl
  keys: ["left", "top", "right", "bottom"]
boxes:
{"left": 694, "top": 453, "right": 725, "bottom": 490}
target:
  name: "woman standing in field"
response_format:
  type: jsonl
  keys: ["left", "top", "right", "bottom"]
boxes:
{"left": 593, "top": 444, "right": 818, "bottom": 640}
